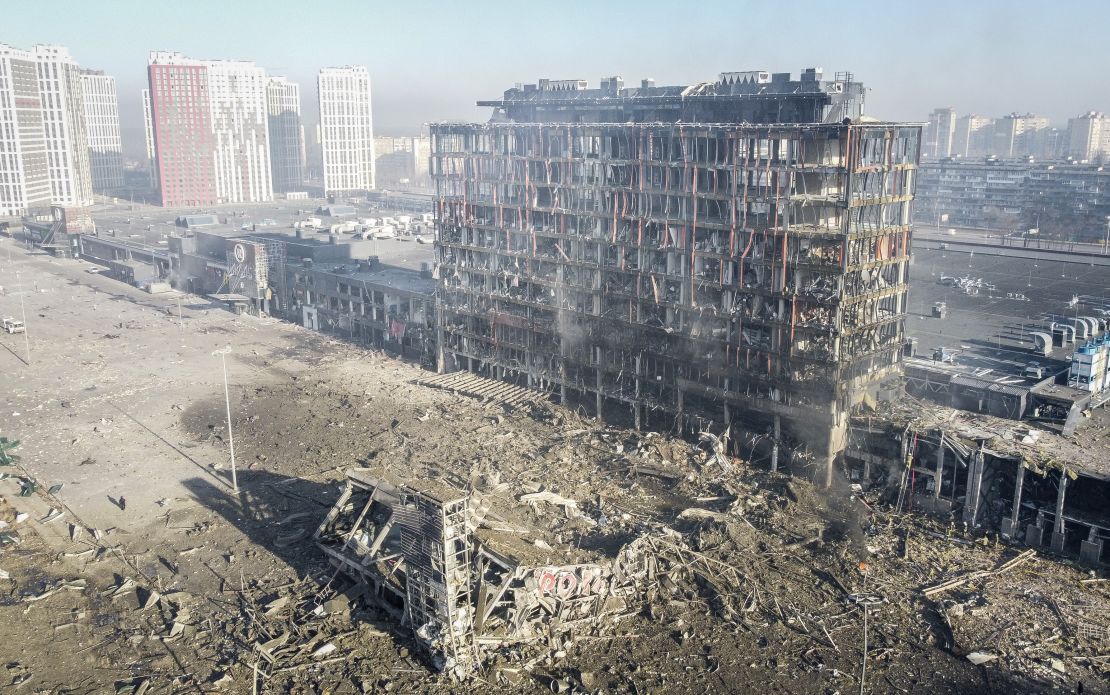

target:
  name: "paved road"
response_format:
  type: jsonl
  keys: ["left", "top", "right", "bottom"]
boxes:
{"left": 915, "top": 224, "right": 1110, "bottom": 257}
{"left": 88, "top": 196, "right": 408, "bottom": 244}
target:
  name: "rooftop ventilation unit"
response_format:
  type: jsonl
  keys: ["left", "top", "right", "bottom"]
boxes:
{"left": 717, "top": 71, "right": 770, "bottom": 85}
{"left": 537, "top": 79, "right": 588, "bottom": 92}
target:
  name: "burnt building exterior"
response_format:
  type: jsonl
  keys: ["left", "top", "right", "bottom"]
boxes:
{"left": 432, "top": 71, "right": 920, "bottom": 482}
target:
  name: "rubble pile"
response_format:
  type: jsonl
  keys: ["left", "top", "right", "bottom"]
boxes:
{"left": 2, "top": 364, "right": 1108, "bottom": 694}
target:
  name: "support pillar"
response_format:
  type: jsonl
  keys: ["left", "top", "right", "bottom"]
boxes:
{"left": 595, "top": 347, "right": 603, "bottom": 421}
{"left": 770, "top": 414, "right": 780, "bottom": 473}
{"left": 933, "top": 430, "right": 945, "bottom": 499}
{"left": 1050, "top": 469, "right": 1068, "bottom": 553}
{"left": 675, "top": 388, "right": 684, "bottom": 435}
{"left": 1080, "top": 527, "right": 1104, "bottom": 565}
{"left": 634, "top": 354, "right": 642, "bottom": 431}
{"left": 558, "top": 308, "right": 568, "bottom": 405}
{"left": 1025, "top": 511, "right": 1046, "bottom": 547}
{"left": 893, "top": 427, "right": 911, "bottom": 509}
{"left": 1000, "top": 463, "right": 1025, "bottom": 539}
{"left": 822, "top": 410, "right": 847, "bottom": 489}
{"left": 962, "top": 446, "right": 985, "bottom": 526}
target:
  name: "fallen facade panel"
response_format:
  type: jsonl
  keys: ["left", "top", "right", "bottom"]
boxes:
{"left": 314, "top": 470, "right": 655, "bottom": 676}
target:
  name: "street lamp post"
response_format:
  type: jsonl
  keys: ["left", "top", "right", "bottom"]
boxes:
{"left": 212, "top": 347, "right": 238, "bottom": 493}
{"left": 15, "top": 271, "right": 30, "bottom": 365}
{"left": 1103, "top": 216, "right": 1109, "bottom": 256}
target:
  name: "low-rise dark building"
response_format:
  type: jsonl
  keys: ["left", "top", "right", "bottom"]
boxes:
{"left": 285, "top": 259, "right": 435, "bottom": 362}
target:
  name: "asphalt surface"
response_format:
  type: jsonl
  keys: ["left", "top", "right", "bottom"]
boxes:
{"left": 906, "top": 246, "right": 1110, "bottom": 369}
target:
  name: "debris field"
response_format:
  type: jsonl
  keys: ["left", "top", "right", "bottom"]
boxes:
{"left": 1, "top": 252, "right": 1107, "bottom": 694}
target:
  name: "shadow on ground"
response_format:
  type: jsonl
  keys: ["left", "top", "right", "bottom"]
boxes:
{"left": 181, "top": 469, "right": 343, "bottom": 581}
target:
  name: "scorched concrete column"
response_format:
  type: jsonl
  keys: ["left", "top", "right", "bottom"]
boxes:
{"left": 962, "top": 446, "right": 985, "bottom": 526}
{"left": 595, "top": 346, "right": 603, "bottom": 422}
{"left": 933, "top": 430, "right": 945, "bottom": 499}
{"left": 1050, "top": 469, "right": 1068, "bottom": 553}
{"left": 771, "top": 414, "right": 780, "bottom": 473}
{"left": 1001, "top": 463, "right": 1025, "bottom": 539}
{"left": 821, "top": 409, "right": 848, "bottom": 488}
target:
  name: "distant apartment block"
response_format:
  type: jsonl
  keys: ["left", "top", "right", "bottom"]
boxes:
{"left": 373, "top": 135, "right": 430, "bottom": 190}
{"left": 1042, "top": 127, "right": 1067, "bottom": 160}
{"left": 952, "top": 114, "right": 994, "bottom": 158}
{"left": 915, "top": 158, "right": 1110, "bottom": 241}
{"left": 945, "top": 112, "right": 1074, "bottom": 161}
{"left": 318, "top": 66, "right": 374, "bottom": 196}
{"left": 1066, "top": 112, "right": 1108, "bottom": 161}
{"left": 33, "top": 45, "right": 94, "bottom": 207}
{"left": 80, "top": 70, "right": 124, "bottom": 192}
{"left": 266, "top": 77, "right": 305, "bottom": 192}
{"left": 992, "top": 113, "right": 1050, "bottom": 159}
{"left": 925, "top": 107, "right": 956, "bottom": 158}
{"left": 147, "top": 51, "right": 273, "bottom": 207}
{"left": 0, "top": 44, "right": 51, "bottom": 216}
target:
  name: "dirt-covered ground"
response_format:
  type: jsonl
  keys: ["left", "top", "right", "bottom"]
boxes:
{"left": 1, "top": 243, "right": 1107, "bottom": 694}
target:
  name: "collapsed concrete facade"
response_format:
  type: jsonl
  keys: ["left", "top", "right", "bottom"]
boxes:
{"left": 431, "top": 70, "right": 921, "bottom": 483}
{"left": 315, "top": 470, "right": 649, "bottom": 677}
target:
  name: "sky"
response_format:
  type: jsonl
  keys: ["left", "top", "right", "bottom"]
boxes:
{"left": 4, "top": 0, "right": 1109, "bottom": 157}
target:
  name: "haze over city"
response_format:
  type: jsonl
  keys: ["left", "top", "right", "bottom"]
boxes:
{"left": 2, "top": 2, "right": 1110, "bottom": 694}
{"left": 5, "top": 0, "right": 1110, "bottom": 153}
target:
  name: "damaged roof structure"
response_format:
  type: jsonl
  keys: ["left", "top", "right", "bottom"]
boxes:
{"left": 431, "top": 70, "right": 921, "bottom": 486}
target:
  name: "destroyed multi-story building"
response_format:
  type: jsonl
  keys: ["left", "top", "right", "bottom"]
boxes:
{"left": 431, "top": 70, "right": 921, "bottom": 482}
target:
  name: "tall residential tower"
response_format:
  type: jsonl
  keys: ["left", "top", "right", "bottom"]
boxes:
{"left": 1066, "top": 112, "right": 1108, "bottom": 161}
{"left": 953, "top": 114, "right": 993, "bottom": 158}
{"left": 0, "top": 44, "right": 51, "bottom": 216}
{"left": 318, "top": 66, "right": 374, "bottom": 196}
{"left": 80, "top": 70, "right": 124, "bottom": 192}
{"left": 146, "top": 51, "right": 273, "bottom": 207}
{"left": 148, "top": 52, "right": 217, "bottom": 207}
{"left": 206, "top": 58, "right": 271, "bottom": 203}
{"left": 33, "top": 45, "right": 93, "bottom": 207}
{"left": 925, "top": 107, "right": 956, "bottom": 159}
{"left": 266, "top": 76, "right": 305, "bottom": 192}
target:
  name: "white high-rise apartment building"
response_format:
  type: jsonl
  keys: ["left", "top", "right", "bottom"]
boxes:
{"left": 953, "top": 114, "right": 993, "bottom": 158}
{"left": 142, "top": 88, "right": 156, "bottom": 187}
{"left": 80, "top": 70, "right": 123, "bottom": 192}
{"left": 205, "top": 58, "right": 272, "bottom": 203}
{"left": 925, "top": 107, "right": 956, "bottom": 158}
{"left": 993, "top": 113, "right": 1050, "bottom": 158}
{"left": 266, "top": 77, "right": 305, "bottom": 192}
{"left": 318, "top": 66, "right": 374, "bottom": 195}
{"left": 1066, "top": 112, "right": 1108, "bottom": 161}
{"left": 34, "top": 45, "right": 93, "bottom": 207}
{"left": 0, "top": 44, "right": 51, "bottom": 216}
